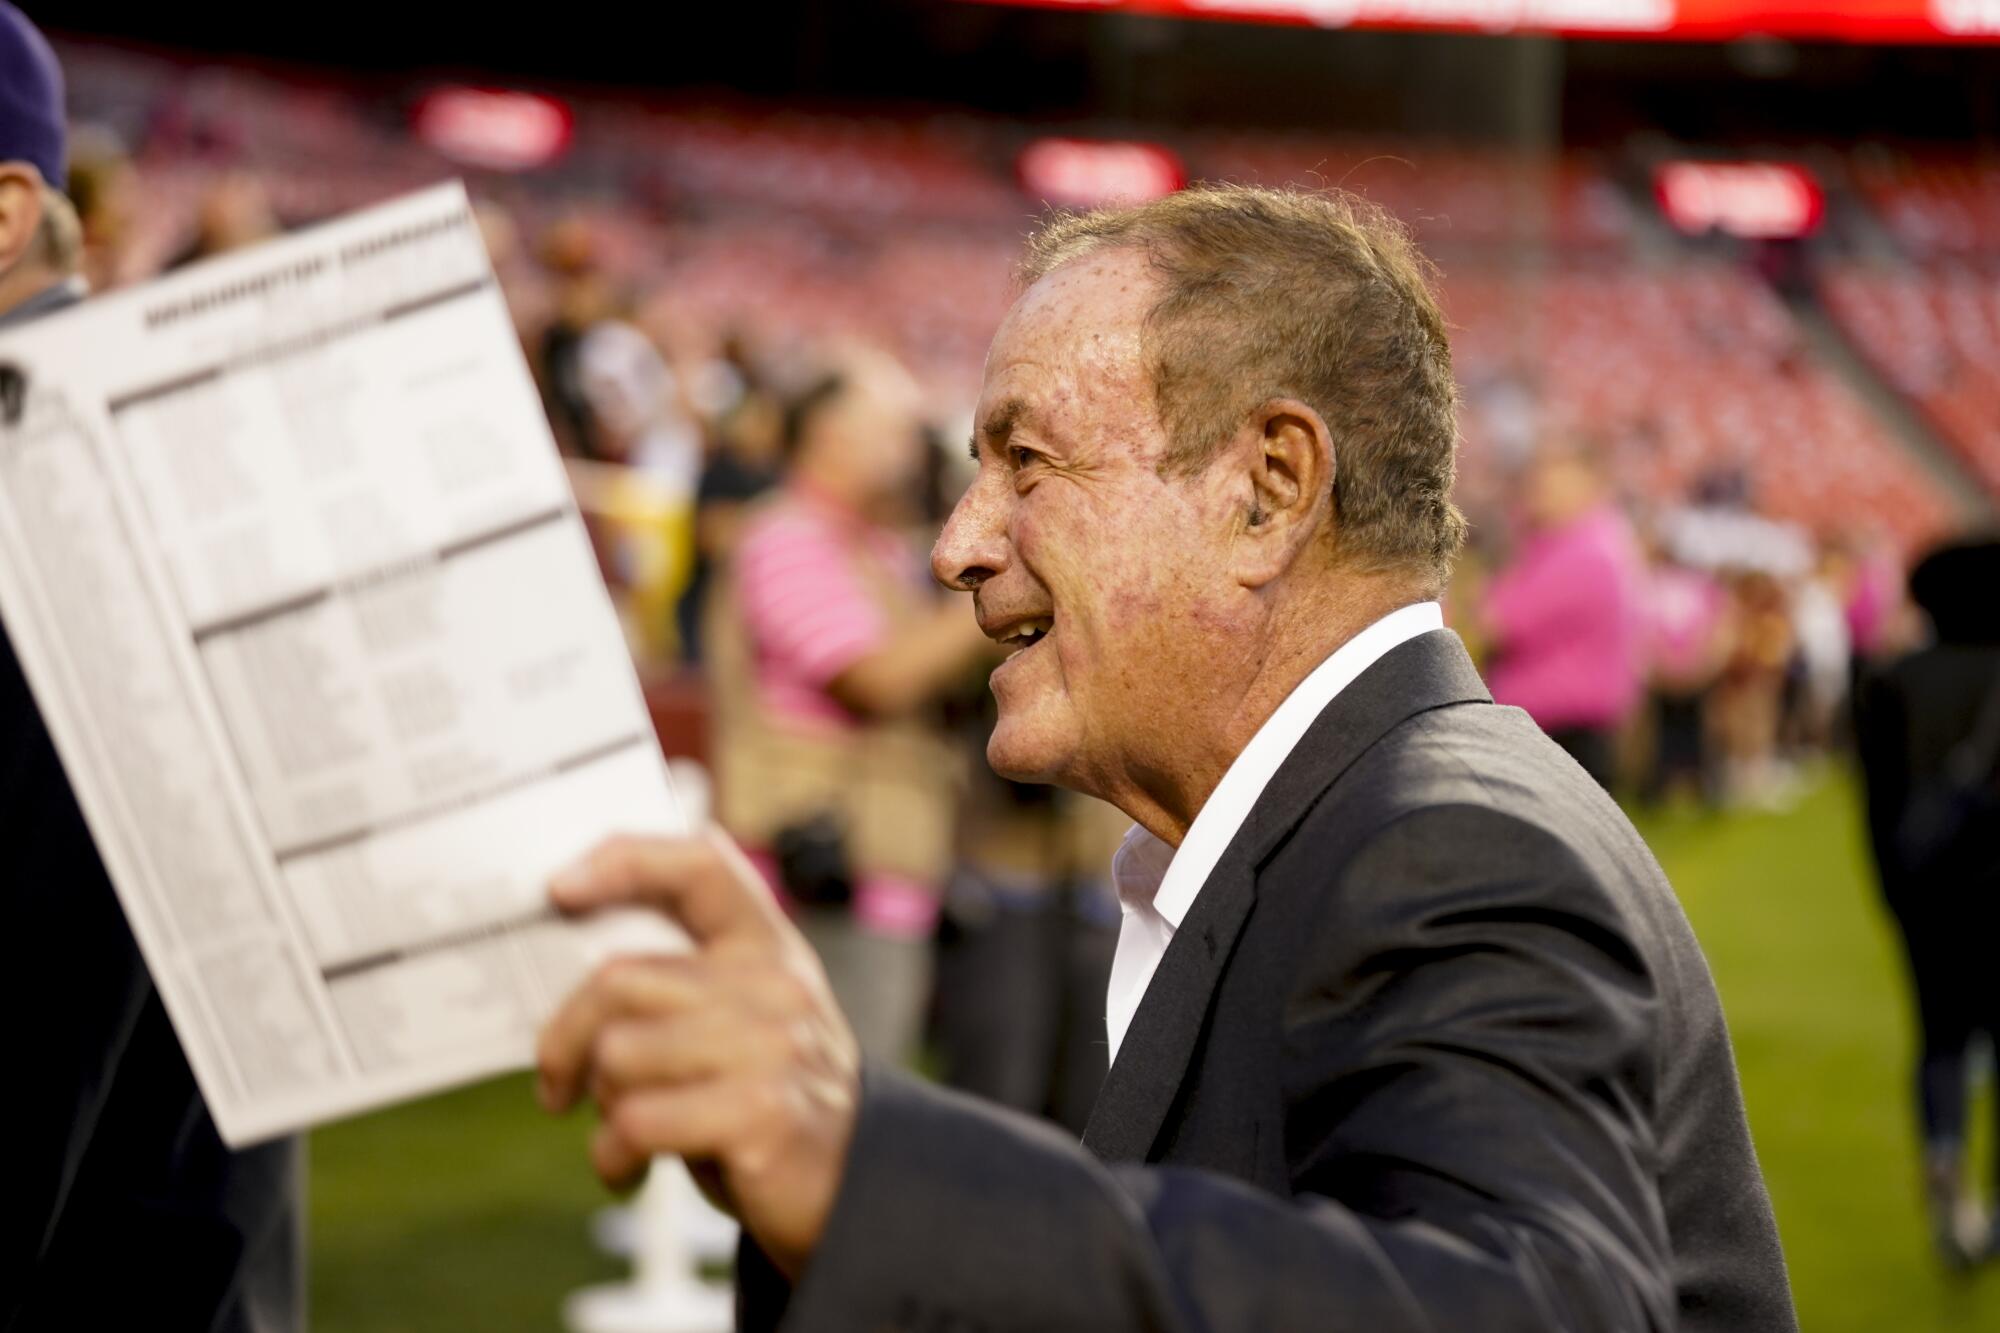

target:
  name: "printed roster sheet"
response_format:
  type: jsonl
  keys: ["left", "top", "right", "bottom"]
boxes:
{"left": 0, "top": 183, "right": 687, "bottom": 1145}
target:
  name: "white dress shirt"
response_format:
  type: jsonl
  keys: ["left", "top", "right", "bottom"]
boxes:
{"left": 1104, "top": 601, "right": 1445, "bottom": 1065}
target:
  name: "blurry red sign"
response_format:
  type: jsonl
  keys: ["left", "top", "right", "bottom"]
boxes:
{"left": 1654, "top": 162, "right": 1824, "bottom": 240}
{"left": 963, "top": 0, "right": 2000, "bottom": 41}
{"left": 414, "top": 88, "right": 573, "bottom": 172}
{"left": 1018, "top": 138, "right": 1185, "bottom": 207}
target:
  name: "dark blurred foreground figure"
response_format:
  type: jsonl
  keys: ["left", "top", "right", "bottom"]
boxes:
{"left": 1857, "top": 537, "right": 2000, "bottom": 1268}
{"left": 535, "top": 186, "right": 1796, "bottom": 1332}
{"left": 0, "top": 11, "right": 300, "bottom": 1328}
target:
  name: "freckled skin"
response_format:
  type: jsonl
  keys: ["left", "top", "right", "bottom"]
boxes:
{"left": 934, "top": 250, "right": 1420, "bottom": 844}
{"left": 931, "top": 251, "right": 1267, "bottom": 831}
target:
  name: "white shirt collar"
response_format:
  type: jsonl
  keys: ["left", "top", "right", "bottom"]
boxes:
{"left": 1106, "top": 600, "right": 1444, "bottom": 1063}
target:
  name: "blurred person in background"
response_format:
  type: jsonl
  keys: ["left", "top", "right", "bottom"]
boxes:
{"left": 1785, "top": 543, "right": 1855, "bottom": 760}
{"left": 636, "top": 296, "right": 745, "bottom": 423}
{"left": 1481, "top": 437, "right": 1646, "bottom": 788}
{"left": 165, "top": 167, "right": 281, "bottom": 269}
{"left": 62, "top": 125, "right": 137, "bottom": 293}
{"left": 577, "top": 316, "right": 703, "bottom": 492}
{"left": 1713, "top": 569, "right": 1799, "bottom": 808}
{"left": 534, "top": 214, "right": 618, "bottom": 458}
{"left": 1844, "top": 532, "right": 1909, "bottom": 670}
{"left": 704, "top": 345, "right": 993, "bottom": 1063}
{"left": 571, "top": 314, "right": 703, "bottom": 662}
{"left": 1856, "top": 537, "right": 2000, "bottom": 1269}
{"left": 932, "top": 735, "right": 1125, "bottom": 1135}
{"left": 1641, "top": 536, "right": 1733, "bottom": 806}
{"left": 675, "top": 327, "right": 784, "bottom": 663}
{"left": 0, "top": 9, "right": 299, "bottom": 1328}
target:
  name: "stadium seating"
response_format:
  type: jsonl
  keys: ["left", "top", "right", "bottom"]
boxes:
{"left": 54, "top": 43, "right": 1960, "bottom": 548}
{"left": 1189, "top": 133, "right": 1633, "bottom": 252}
{"left": 1821, "top": 262, "right": 2000, "bottom": 500}
{"left": 1847, "top": 148, "right": 2000, "bottom": 256}
{"left": 1448, "top": 262, "right": 1951, "bottom": 546}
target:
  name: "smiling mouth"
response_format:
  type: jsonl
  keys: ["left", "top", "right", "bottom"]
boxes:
{"left": 996, "top": 617, "right": 1052, "bottom": 656}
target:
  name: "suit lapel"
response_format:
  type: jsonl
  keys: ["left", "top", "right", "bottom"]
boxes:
{"left": 1080, "top": 629, "right": 1491, "bottom": 1163}
{"left": 1081, "top": 846, "right": 1256, "bottom": 1162}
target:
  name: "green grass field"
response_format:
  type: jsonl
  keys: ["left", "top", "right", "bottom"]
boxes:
{"left": 310, "top": 767, "right": 2000, "bottom": 1330}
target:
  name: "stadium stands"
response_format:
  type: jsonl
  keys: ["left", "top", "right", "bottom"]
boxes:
{"left": 1450, "top": 262, "right": 1952, "bottom": 545}
{"left": 53, "top": 43, "right": 1964, "bottom": 547}
{"left": 1822, "top": 262, "right": 2000, "bottom": 500}
{"left": 1189, "top": 133, "right": 1634, "bottom": 251}
{"left": 1848, "top": 148, "right": 2000, "bottom": 256}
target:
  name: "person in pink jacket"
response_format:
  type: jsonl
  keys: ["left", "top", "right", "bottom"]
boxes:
{"left": 1483, "top": 441, "right": 1646, "bottom": 788}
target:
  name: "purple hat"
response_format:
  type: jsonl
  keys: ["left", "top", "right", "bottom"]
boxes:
{"left": 0, "top": 3, "right": 64, "bottom": 189}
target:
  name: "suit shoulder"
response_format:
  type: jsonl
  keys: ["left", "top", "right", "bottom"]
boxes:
{"left": 1282, "top": 701, "right": 1687, "bottom": 967}
{"left": 1328, "top": 701, "right": 1624, "bottom": 842}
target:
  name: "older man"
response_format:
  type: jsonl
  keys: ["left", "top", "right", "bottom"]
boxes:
{"left": 539, "top": 185, "right": 1797, "bottom": 1331}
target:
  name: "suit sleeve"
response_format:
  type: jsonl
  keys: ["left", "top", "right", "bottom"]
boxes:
{"left": 742, "top": 804, "right": 1674, "bottom": 1333}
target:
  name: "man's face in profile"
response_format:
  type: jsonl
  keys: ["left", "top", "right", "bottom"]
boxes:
{"left": 933, "top": 249, "right": 1245, "bottom": 798}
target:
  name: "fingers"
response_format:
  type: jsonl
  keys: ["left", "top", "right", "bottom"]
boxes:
{"left": 586, "top": 1081, "right": 757, "bottom": 1194}
{"left": 538, "top": 950, "right": 862, "bottom": 1271}
{"left": 589, "top": 1120, "right": 651, "bottom": 1195}
{"left": 587, "top": 1009, "right": 787, "bottom": 1103}
{"left": 550, "top": 828, "right": 786, "bottom": 950}
{"left": 535, "top": 826, "right": 862, "bottom": 1259}
{"left": 538, "top": 952, "right": 814, "bottom": 1111}
{"left": 536, "top": 955, "right": 707, "bottom": 1112}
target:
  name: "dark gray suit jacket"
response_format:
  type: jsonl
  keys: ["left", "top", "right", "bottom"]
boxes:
{"left": 744, "top": 629, "right": 1796, "bottom": 1332}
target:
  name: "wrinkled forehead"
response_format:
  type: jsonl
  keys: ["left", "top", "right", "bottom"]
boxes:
{"left": 978, "top": 249, "right": 1160, "bottom": 435}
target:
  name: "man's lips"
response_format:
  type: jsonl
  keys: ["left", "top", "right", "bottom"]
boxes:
{"left": 980, "top": 613, "right": 1054, "bottom": 657}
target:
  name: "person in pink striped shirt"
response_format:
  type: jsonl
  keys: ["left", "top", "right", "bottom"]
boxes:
{"left": 710, "top": 348, "right": 992, "bottom": 1062}
{"left": 1482, "top": 441, "right": 1647, "bottom": 789}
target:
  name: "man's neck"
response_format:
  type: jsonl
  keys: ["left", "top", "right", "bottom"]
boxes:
{"left": 1103, "top": 574, "right": 1420, "bottom": 849}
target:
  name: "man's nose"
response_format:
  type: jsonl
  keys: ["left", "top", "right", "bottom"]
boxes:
{"left": 931, "top": 477, "right": 1009, "bottom": 593}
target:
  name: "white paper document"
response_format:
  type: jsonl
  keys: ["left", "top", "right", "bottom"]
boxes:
{"left": 0, "top": 183, "right": 687, "bottom": 1145}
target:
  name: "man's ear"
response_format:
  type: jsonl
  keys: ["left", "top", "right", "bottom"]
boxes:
{"left": 0, "top": 164, "right": 46, "bottom": 276}
{"left": 1233, "top": 397, "right": 1334, "bottom": 588}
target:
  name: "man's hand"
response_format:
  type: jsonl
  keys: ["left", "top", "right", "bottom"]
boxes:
{"left": 535, "top": 830, "right": 860, "bottom": 1278}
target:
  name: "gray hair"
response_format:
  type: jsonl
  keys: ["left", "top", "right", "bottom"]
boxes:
{"left": 1022, "top": 184, "right": 1465, "bottom": 592}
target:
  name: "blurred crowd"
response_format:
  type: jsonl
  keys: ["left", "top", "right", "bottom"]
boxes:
{"left": 43, "top": 51, "right": 2000, "bottom": 1250}
{"left": 1459, "top": 440, "right": 1913, "bottom": 812}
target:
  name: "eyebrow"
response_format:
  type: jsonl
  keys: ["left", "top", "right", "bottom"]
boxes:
{"left": 968, "top": 396, "right": 1031, "bottom": 461}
